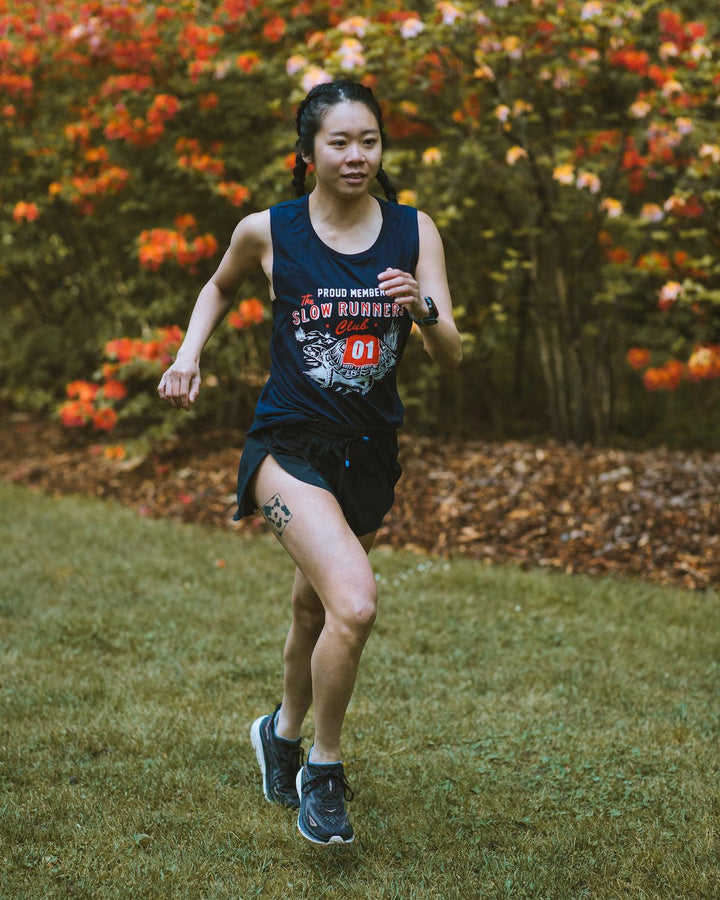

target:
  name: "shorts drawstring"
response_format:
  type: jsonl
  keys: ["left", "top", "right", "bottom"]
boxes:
{"left": 338, "top": 434, "right": 370, "bottom": 491}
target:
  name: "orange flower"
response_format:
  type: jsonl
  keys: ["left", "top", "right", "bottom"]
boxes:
{"left": 104, "top": 445, "right": 127, "bottom": 460}
{"left": 141, "top": 340, "right": 163, "bottom": 362}
{"left": 643, "top": 360, "right": 686, "bottom": 391}
{"left": 67, "top": 380, "right": 99, "bottom": 402}
{"left": 626, "top": 348, "right": 650, "bottom": 370}
{"left": 236, "top": 52, "right": 261, "bottom": 73}
{"left": 59, "top": 400, "right": 93, "bottom": 428}
{"left": 636, "top": 252, "right": 671, "bottom": 273}
{"left": 147, "top": 93, "right": 181, "bottom": 125}
{"left": 263, "top": 15, "right": 286, "bottom": 42}
{"left": 13, "top": 201, "right": 40, "bottom": 222}
{"left": 100, "top": 74, "right": 155, "bottom": 97}
{"left": 92, "top": 407, "right": 118, "bottom": 432}
{"left": 687, "top": 345, "right": 720, "bottom": 381}
{"left": 85, "top": 146, "right": 109, "bottom": 164}
{"left": 174, "top": 213, "right": 198, "bottom": 232}
{"left": 610, "top": 48, "right": 649, "bottom": 76}
{"left": 102, "top": 379, "right": 127, "bottom": 400}
{"left": 228, "top": 297, "right": 264, "bottom": 329}
{"left": 217, "top": 181, "right": 250, "bottom": 206}
{"left": 199, "top": 92, "right": 219, "bottom": 110}
{"left": 605, "top": 247, "right": 630, "bottom": 265}
{"left": 105, "top": 337, "right": 141, "bottom": 364}
{"left": 0, "top": 73, "right": 33, "bottom": 98}
{"left": 158, "top": 325, "right": 184, "bottom": 349}
{"left": 137, "top": 227, "right": 218, "bottom": 270}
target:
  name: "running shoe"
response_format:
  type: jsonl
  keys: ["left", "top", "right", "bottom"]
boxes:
{"left": 296, "top": 760, "right": 355, "bottom": 845}
{"left": 250, "top": 705, "right": 304, "bottom": 808}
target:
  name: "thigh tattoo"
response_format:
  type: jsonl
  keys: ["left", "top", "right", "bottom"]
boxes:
{"left": 261, "top": 493, "right": 293, "bottom": 536}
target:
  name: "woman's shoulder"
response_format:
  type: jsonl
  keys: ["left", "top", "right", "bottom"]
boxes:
{"left": 229, "top": 208, "right": 271, "bottom": 254}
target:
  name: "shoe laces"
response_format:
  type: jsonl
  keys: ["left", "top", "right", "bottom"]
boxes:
{"left": 285, "top": 743, "right": 305, "bottom": 775}
{"left": 302, "top": 768, "right": 354, "bottom": 803}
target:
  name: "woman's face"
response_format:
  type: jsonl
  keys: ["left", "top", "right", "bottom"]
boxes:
{"left": 306, "top": 100, "right": 383, "bottom": 197}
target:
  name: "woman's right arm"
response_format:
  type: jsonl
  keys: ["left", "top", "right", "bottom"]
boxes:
{"left": 158, "top": 211, "right": 270, "bottom": 410}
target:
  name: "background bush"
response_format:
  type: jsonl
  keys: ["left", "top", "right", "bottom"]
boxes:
{"left": 2, "top": 0, "right": 719, "bottom": 448}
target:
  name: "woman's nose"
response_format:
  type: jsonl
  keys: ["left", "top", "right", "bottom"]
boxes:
{"left": 345, "top": 142, "right": 364, "bottom": 161}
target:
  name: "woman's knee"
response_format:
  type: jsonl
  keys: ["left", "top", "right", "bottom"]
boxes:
{"left": 328, "top": 581, "right": 378, "bottom": 641}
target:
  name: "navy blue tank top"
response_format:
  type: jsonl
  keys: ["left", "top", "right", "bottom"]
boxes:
{"left": 249, "top": 195, "right": 418, "bottom": 433}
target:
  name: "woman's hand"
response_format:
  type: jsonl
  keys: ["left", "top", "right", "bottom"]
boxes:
{"left": 377, "top": 267, "right": 429, "bottom": 321}
{"left": 157, "top": 355, "right": 201, "bottom": 411}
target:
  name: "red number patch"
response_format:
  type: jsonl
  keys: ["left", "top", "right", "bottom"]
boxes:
{"left": 342, "top": 335, "right": 379, "bottom": 367}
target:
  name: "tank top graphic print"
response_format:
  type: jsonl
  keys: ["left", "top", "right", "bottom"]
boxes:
{"left": 249, "top": 195, "right": 419, "bottom": 433}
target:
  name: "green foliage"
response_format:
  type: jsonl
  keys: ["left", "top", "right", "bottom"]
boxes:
{"left": 2, "top": 1, "right": 719, "bottom": 444}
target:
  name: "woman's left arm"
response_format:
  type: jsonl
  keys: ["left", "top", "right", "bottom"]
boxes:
{"left": 378, "top": 211, "right": 462, "bottom": 370}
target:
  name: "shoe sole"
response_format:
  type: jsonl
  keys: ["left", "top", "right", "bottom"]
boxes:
{"left": 250, "top": 716, "right": 272, "bottom": 804}
{"left": 295, "top": 769, "right": 355, "bottom": 845}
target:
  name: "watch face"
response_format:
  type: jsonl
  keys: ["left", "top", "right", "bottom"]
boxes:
{"left": 424, "top": 297, "right": 439, "bottom": 317}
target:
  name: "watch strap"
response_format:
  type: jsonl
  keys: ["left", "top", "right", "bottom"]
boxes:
{"left": 409, "top": 296, "right": 439, "bottom": 326}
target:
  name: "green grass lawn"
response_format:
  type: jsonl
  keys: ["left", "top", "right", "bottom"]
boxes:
{"left": 0, "top": 483, "right": 718, "bottom": 899}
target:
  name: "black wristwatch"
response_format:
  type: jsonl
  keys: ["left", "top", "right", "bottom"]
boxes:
{"left": 409, "top": 296, "right": 439, "bottom": 326}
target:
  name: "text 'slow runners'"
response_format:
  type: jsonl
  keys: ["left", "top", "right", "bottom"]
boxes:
{"left": 250, "top": 705, "right": 304, "bottom": 809}
{"left": 296, "top": 760, "right": 355, "bottom": 845}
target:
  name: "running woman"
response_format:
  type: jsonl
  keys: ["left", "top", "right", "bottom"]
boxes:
{"left": 158, "top": 80, "right": 462, "bottom": 845}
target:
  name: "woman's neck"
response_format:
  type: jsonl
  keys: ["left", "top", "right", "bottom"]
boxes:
{"left": 308, "top": 189, "right": 377, "bottom": 230}
{"left": 307, "top": 189, "right": 382, "bottom": 254}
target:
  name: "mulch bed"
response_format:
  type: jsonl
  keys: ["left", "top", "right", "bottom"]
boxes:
{"left": 2, "top": 415, "right": 718, "bottom": 591}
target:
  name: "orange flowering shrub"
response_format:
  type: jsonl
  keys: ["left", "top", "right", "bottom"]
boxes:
{"left": 60, "top": 379, "right": 118, "bottom": 432}
{"left": 58, "top": 326, "right": 185, "bottom": 451}
{"left": 3, "top": 0, "right": 719, "bottom": 445}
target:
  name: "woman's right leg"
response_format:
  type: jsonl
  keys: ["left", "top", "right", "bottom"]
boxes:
{"left": 252, "top": 454, "right": 379, "bottom": 763}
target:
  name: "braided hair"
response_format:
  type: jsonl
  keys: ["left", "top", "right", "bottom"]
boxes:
{"left": 292, "top": 80, "right": 398, "bottom": 203}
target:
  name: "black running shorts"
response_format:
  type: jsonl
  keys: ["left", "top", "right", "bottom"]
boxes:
{"left": 233, "top": 422, "right": 402, "bottom": 536}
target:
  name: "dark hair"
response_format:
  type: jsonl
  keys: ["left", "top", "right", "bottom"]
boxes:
{"left": 292, "top": 79, "right": 398, "bottom": 202}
